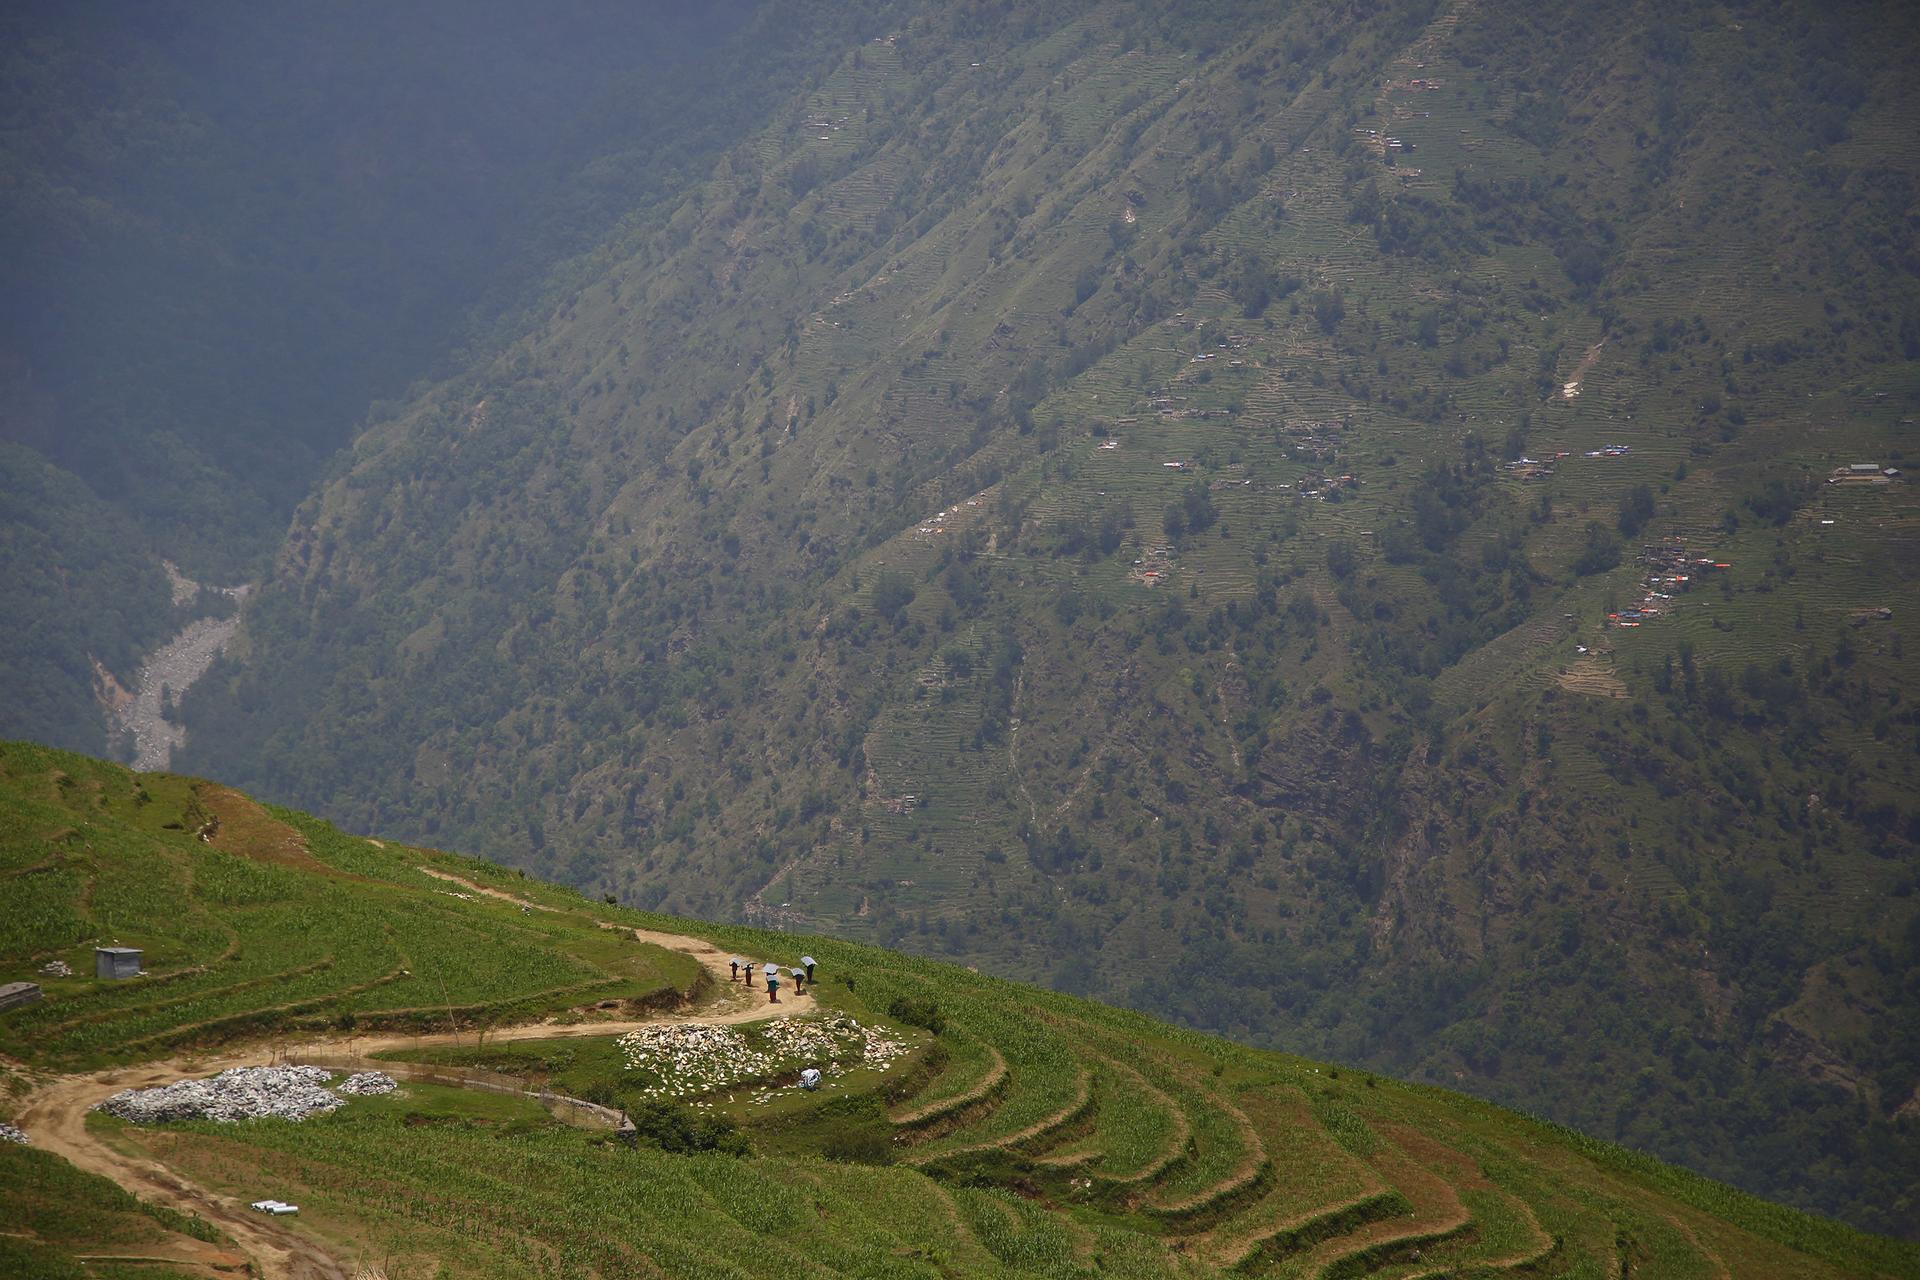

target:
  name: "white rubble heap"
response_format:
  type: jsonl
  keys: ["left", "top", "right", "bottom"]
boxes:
{"left": 96, "top": 1066, "right": 399, "bottom": 1124}
{"left": 334, "top": 1071, "right": 398, "bottom": 1096}
{"left": 616, "top": 1015, "right": 910, "bottom": 1101}
{"left": 0, "top": 1122, "right": 29, "bottom": 1144}
{"left": 40, "top": 960, "right": 73, "bottom": 978}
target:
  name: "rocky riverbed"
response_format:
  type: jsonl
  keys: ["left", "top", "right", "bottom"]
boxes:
{"left": 113, "top": 562, "right": 250, "bottom": 771}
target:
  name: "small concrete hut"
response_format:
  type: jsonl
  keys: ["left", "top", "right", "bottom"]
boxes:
{"left": 95, "top": 947, "right": 142, "bottom": 980}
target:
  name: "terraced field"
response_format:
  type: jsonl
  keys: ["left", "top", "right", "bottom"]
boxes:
{"left": 77, "top": 921, "right": 1908, "bottom": 1280}
{"left": 13, "top": 0, "right": 1918, "bottom": 1258}
{"left": 2, "top": 744, "right": 1911, "bottom": 1279}
{"left": 0, "top": 743, "right": 706, "bottom": 1069}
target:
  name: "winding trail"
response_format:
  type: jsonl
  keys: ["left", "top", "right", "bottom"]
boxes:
{"left": 412, "top": 866, "right": 808, "bottom": 1021}
{"left": 19, "top": 1058, "right": 354, "bottom": 1280}
{"left": 1559, "top": 336, "right": 1606, "bottom": 401}
{"left": 13, "top": 895, "right": 808, "bottom": 1280}
{"left": 1008, "top": 671, "right": 1040, "bottom": 825}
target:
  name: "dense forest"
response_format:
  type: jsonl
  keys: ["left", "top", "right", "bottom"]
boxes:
{"left": 0, "top": 0, "right": 896, "bottom": 752}
{"left": 3, "top": 0, "right": 1916, "bottom": 1236}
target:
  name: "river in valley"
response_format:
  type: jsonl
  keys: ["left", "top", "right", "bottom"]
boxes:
{"left": 113, "top": 563, "right": 251, "bottom": 772}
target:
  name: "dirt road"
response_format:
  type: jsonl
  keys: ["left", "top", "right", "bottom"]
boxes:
{"left": 18, "top": 1056, "right": 352, "bottom": 1280}
{"left": 13, "top": 901, "right": 814, "bottom": 1280}
{"left": 413, "top": 865, "right": 809, "bottom": 1020}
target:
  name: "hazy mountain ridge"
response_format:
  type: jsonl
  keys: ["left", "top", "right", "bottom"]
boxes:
{"left": 156, "top": 0, "right": 1920, "bottom": 1232}
{"left": 0, "top": 0, "right": 898, "bottom": 754}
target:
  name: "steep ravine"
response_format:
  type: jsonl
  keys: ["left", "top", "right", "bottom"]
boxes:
{"left": 111, "top": 562, "right": 250, "bottom": 771}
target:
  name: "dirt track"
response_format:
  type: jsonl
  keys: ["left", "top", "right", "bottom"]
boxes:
{"left": 1559, "top": 336, "right": 1606, "bottom": 400}
{"left": 13, "top": 894, "right": 812, "bottom": 1280}
{"left": 18, "top": 1058, "right": 353, "bottom": 1280}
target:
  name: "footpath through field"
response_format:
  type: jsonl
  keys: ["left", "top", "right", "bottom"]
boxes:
{"left": 412, "top": 865, "right": 803, "bottom": 1015}
{"left": 14, "top": 889, "right": 804, "bottom": 1280}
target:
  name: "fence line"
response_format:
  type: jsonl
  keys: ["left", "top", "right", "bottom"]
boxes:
{"left": 291, "top": 1052, "right": 627, "bottom": 1131}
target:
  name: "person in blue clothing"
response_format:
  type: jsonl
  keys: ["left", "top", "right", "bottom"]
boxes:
{"left": 765, "top": 967, "right": 781, "bottom": 1004}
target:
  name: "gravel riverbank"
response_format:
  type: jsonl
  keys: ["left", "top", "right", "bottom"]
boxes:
{"left": 113, "top": 567, "right": 250, "bottom": 771}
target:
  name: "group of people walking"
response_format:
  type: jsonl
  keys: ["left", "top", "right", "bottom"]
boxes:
{"left": 729, "top": 954, "right": 816, "bottom": 1003}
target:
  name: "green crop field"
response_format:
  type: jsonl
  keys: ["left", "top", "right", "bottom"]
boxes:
{"left": 0, "top": 743, "right": 703, "bottom": 1069}
{"left": 4, "top": 0, "right": 1918, "bottom": 1259}
{"left": 0, "top": 1138, "right": 228, "bottom": 1280}
{"left": 4, "top": 744, "right": 1912, "bottom": 1278}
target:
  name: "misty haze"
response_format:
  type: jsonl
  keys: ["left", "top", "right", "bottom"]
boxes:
{"left": 2, "top": 2, "right": 1916, "bottom": 1276}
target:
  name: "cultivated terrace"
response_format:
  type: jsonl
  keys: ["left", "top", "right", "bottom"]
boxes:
{"left": 172, "top": 0, "right": 1920, "bottom": 1234}
{"left": 1, "top": 744, "right": 1914, "bottom": 1277}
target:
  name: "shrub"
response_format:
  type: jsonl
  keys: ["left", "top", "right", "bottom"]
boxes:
{"left": 821, "top": 1125, "right": 896, "bottom": 1165}
{"left": 1573, "top": 523, "right": 1621, "bottom": 576}
{"left": 626, "top": 1101, "right": 749, "bottom": 1157}
{"left": 887, "top": 996, "right": 946, "bottom": 1036}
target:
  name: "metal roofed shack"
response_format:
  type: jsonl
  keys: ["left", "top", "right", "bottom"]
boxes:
{"left": 95, "top": 946, "right": 143, "bottom": 980}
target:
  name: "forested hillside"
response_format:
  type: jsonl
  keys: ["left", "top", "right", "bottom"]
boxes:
{"left": 127, "top": 0, "right": 1920, "bottom": 1235}
{"left": 0, "top": 0, "right": 906, "bottom": 754}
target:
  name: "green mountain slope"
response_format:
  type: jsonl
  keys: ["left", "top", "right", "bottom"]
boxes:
{"left": 0, "top": 0, "right": 907, "bottom": 754}
{"left": 172, "top": 0, "right": 1920, "bottom": 1234}
{"left": 0, "top": 0, "right": 749, "bottom": 567}
{"left": 2, "top": 741, "right": 1914, "bottom": 1279}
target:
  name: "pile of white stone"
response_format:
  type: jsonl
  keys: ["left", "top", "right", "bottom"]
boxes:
{"left": 618, "top": 1015, "right": 910, "bottom": 1101}
{"left": 760, "top": 1014, "right": 910, "bottom": 1073}
{"left": 0, "top": 1122, "right": 29, "bottom": 1144}
{"left": 335, "top": 1071, "right": 398, "bottom": 1096}
{"left": 618, "top": 1023, "right": 769, "bottom": 1099}
{"left": 40, "top": 960, "right": 73, "bottom": 978}
{"left": 96, "top": 1066, "right": 398, "bottom": 1124}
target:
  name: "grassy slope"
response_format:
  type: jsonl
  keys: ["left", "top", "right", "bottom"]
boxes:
{"left": 176, "top": 0, "right": 1920, "bottom": 1233}
{"left": 0, "top": 742, "right": 702, "bottom": 1069}
{"left": 0, "top": 743, "right": 1914, "bottom": 1278}
{"left": 0, "top": 1139, "right": 222, "bottom": 1280}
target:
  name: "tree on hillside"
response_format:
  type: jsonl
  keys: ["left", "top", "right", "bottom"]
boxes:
{"left": 871, "top": 572, "right": 916, "bottom": 627}
{"left": 1617, "top": 484, "right": 1656, "bottom": 536}
{"left": 1574, "top": 523, "right": 1622, "bottom": 576}
{"left": 1164, "top": 480, "right": 1218, "bottom": 539}
{"left": 1311, "top": 288, "right": 1345, "bottom": 333}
